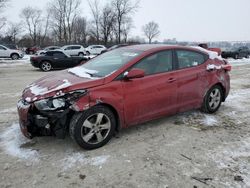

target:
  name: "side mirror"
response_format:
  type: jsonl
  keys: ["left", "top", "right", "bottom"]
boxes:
{"left": 125, "top": 68, "right": 145, "bottom": 79}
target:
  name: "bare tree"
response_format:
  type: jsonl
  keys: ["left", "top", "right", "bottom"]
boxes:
{"left": 100, "top": 5, "right": 116, "bottom": 45}
{"left": 142, "top": 21, "right": 160, "bottom": 44}
{"left": 0, "top": 0, "right": 9, "bottom": 31}
{"left": 48, "top": 0, "right": 81, "bottom": 44}
{"left": 20, "top": 6, "right": 42, "bottom": 45}
{"left": 88, "top": 0, "right": 101, "bottom": 43}
{"left": 72, "top": 16, "right": 88, "bottom": 44}
{"left": 7, "top": 22, "right": 23, "bottom": 43}
{"left": 111, "top": 0, "right": 139, "bottom": 44}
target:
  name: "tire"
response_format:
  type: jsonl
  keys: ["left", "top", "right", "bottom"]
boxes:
{"left": 69, "top": 105, "right": 116, "bottom": 150}
{"left": 86, "top": 51, "right": 90, "bottom": 56}
{"left": 234, "top": 54, "right": 239, "bottom": 59}
{"left": 40, "top": 61, "right": 52, "bottom": 72}
{"left": 78, "top": 52, "right": 84, "bottom": 57}
{"left": 11, "top": 53, "right": 19, "bottom": 60}
{"left": 201, "top": 85, "right": 223, "bottom": 113}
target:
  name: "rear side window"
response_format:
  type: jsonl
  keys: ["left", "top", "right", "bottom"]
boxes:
{"left": 72, "top": 46, "right": 81, "bottom": 50}
{"left": 0, "top": 46, "right": 6, "bottom": 50}
{"left": 133, "top": 50, "right": 173, "bottom": 75}
{"left": 53, "top": 52, "right": 65, "bottom": 57}
{"left": 176, "top": 50, "right": 206, "bottom": 69}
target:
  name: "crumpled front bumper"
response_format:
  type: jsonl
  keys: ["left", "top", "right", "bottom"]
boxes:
{"left": 17, "top": 99, "right": 32, "bottom": 138}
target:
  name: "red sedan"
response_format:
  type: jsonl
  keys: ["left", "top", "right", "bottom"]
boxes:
{"left": 17, "top": 45, "right": 231, "bottom": 149}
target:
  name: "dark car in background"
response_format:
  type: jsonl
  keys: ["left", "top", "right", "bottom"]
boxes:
{"left": 222, "top": 46, "right": 250, "bottom": 59}
{"left": 30, "top": 50, "right": 88, "bottom": 71}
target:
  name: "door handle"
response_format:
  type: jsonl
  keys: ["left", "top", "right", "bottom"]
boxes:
{"left": 167, "top": 78, "right": 176, "bottom": 83}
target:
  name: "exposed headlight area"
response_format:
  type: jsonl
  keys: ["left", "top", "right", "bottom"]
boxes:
{"left": 34, "top": 98, "right": 66, "bottom": 111}
{"left": 34, "top": 89, "right": 87, "bottom": 111}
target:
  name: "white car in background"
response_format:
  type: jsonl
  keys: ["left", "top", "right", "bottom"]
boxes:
{"left": 36, "top": 46, "right": 60, "bottom": 56}
{"left": 61, "top": 45, "right": 86, "bottom": 57}
{"left": 0, "top": 44, "right": 24, "bottom": 60}
{"left": 85, "top": 45, "right": 107, "bottom": 55}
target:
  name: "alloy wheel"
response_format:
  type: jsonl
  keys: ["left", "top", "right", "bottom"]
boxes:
{"left": 41, "top": 62, "right": 52, "bottom": 71}
{"left": 208, "top": 88, "right": 221, "bottom": 110}
{"left": 81, "top": 113, "right": 111, "bottom": 145}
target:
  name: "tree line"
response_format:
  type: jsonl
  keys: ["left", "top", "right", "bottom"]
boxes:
{"left": 0, "top": 0, "right": 160, "bottom": 47}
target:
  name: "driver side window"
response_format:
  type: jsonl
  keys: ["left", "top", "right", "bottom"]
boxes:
{"left": 132, "top": 50, "right": 173, "bottom": 76}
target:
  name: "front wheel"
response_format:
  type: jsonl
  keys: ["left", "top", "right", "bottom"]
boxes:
{"left": 40, "top": 61, "right": 52, "bottom": 72}
{"left": 69, "top": 106, "right": 116, "bottom": 150}
{"left": 11, "top": 53, "right": 19, "bottom": 60}
{"left": 86, "top": 51, "right": 90, "bottom": 56}
{"left": 201, "top": 85, "right": 223, "bottom": 113}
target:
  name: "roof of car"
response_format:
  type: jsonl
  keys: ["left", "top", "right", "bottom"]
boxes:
{"left": 122, "top": 44, "right": 210, "bottom": 55}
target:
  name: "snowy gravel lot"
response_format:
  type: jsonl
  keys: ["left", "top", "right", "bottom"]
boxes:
{"left": 0, "top": 57, "right": 250, "bottom": 188}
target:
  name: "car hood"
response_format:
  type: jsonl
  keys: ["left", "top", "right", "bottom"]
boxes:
{"left": 22, "top": 69, "right": 105, "bottom": 102}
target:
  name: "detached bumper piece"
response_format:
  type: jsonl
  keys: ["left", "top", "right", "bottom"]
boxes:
{"left": 17, "top": 99, "right": 72, "bottom": 139}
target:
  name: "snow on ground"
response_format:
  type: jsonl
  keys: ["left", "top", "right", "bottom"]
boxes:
{"left": 0, "top": 107, "right": 17, "bottom": 114}
{"left": 0, "top": 123, "right": 39, "bottom": 162}
{"left": 60, "top": 152, "right": 110, "bottom": 171}
{"left": 0, "top": 123, "right": 110, "bottom": 171}
{"left": 0, "top": 55, "right": 31, "bottom": 67}
{"left": 228, "top": 58, "right": 250, "bottom": 66}
{"left": 209, "top": 137, "right": 250, "bottom": 187}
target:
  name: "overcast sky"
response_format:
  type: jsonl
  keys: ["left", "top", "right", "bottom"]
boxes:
{"left": 4, "top": 0, "right": 250, "bottom": 42}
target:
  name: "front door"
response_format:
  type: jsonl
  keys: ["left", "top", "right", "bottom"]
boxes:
{"left": 122, "top": 50, "right": 178, "bottom": 126}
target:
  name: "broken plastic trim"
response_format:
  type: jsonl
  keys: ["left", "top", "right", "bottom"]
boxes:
{"left": 34, "top": 89, "right": 87, "bottom": 111}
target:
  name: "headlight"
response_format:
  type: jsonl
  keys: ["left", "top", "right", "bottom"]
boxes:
{"left": 34, "top": 98, "right": 66, "bottom": 111}
{"left": 34, "top": 90, "right": 87, "bottom": 111}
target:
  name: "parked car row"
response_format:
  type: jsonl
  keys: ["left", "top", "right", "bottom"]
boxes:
{"left": 35, "top": 45, "right": 107, "bottom": 57}
{"left": 221, "top": 46, "right": 250, "bottom": 59}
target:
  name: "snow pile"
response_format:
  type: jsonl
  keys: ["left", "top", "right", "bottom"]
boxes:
{"left": 28, "top": 79, "right": 71, "bottom": 96}
{"left": 61, "top": 152, "right": 110, "bottom": 171}
{"left": 68, "top": 67, "right": 99, "bottom": 79}
{"left": 209, "top": 137, "right": 250, "bottom": 187}
{"left": 0, "top": 123, "right": 39, "bottom": 161}
{"left": 29, "top": 84, "right": 48, "bottom": 96}
{"left": 48, "top": 79, "right": 71, "bottom": 92}
{"left": 201, "top": 115, "right": 218, "bottom": 126}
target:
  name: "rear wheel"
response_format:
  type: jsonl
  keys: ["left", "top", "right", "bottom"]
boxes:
{"left": 201, "top": 85, "right": 223, "bottom": 113}
{"left": 234, "top": 54, "right": 239, "bottom": 59}
{"left": 69, "top": 106, "right": 116, "bottom": 150}
{"left": 40, "top": 61, "right": 52, "bottom": 72}
{"left": 11, "top": 53, "right": 19, "bottom": 60}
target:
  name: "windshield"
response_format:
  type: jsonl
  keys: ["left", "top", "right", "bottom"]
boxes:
{"left": 68, "top": 48, "right": 142, "bottom": 78}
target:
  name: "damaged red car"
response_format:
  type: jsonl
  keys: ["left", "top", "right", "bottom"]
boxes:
{"left": 17, "top": 45, "right": 231, "bottom": 149}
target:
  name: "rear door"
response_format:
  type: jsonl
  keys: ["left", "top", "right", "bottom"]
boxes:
{"left": 71, "top": 46, "right": 81, "bottom": 56}
{"left": 121, "top": 50, "right": 178, "bottom": 126}
{"left": 174, "top": 49, "right": 209, "bottom": 112}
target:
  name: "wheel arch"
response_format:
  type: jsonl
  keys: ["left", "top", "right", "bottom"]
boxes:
{"left": 10, "top": 52, "right": 19, "bottom": 58}
{"left": 211, "top": 82, "right": 226, "bottom": 102}
{"left": 95, "top": 103, "right": 121, "bottom": 132}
